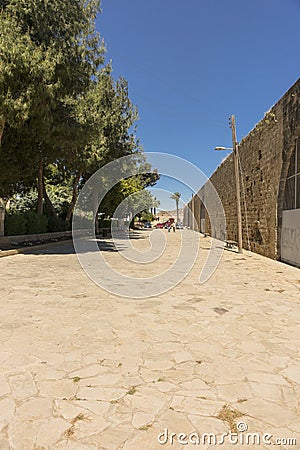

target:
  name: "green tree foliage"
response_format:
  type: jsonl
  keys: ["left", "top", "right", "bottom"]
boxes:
{"left": 0, "top": 10, "right": 50, "bottom": 138}
{"left": 0, "top": 0, "right": 104, "bottom": 207}
{"left": 63, "top": 71, "right": 144, "bottom": 222}
{"left": 0, "top": 0, "right": 159, "bottom": 234}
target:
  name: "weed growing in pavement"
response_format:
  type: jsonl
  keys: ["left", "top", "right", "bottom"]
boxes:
{"left": 127, "top": 386, "right": 137, "bottom": 395}
{"left": 215, "top": 404, "right": 245, "bottom": 432}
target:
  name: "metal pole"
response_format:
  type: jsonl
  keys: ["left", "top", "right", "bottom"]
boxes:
{"left": 230, "top": 115, "right": 243, "bottom": 253}
{"left": 191, "top": 195, "right": 195, "bottom": 230}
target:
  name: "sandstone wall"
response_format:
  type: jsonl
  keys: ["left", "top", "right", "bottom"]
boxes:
{"left": 184, "top": 78, "right": 300, "bottom": 260}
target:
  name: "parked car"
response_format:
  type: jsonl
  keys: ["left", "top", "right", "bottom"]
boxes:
{"left": 156, "top": 218, "right": 175, "bottom": 229}
{"left": 176, "top": 222, "right": 184, "bottom": 229}
{"left": 144, "top": 221, "right": 152, "bottom": 228}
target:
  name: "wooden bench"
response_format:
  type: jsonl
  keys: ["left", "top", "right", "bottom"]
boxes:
{"left": 224, "top": 240, "right": 237, "bottom": 249}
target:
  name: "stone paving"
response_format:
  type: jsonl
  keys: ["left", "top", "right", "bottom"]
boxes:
{"left": 0, "top": 230, "right": 299, "bottom": 449}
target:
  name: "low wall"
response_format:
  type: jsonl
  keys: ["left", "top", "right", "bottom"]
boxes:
{"left": 0, "top": 228, "right": 114, "bottom": 251}
{"left": 0, "top": 231, "right": 72, "bottom": 250}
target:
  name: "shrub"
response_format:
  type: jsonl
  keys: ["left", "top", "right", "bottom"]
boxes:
{"left": 25, "top": 211, "right": 48, "bottom": 234}
{"left": 47, "top": 215, "right": 70, "bottom": 232}
{"left": 5, "top": 211, "right": 48, "bottom": 235}
{"left": 73, "top": 215, "right": 92, "bottom": 229}
{"left": 98, "top": 219, "right": 111, "bottom": 228}
{"left": 4, "top": 212, "right": 27, "bottom": 236}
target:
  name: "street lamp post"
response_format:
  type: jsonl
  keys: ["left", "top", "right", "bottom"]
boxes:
{"left": 215, "top": 115, "right": 243, "bottom": 253}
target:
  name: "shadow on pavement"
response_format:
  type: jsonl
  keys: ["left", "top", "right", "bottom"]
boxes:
{"left": 21, "top": 232, "right": 146, "bottom": 255}
{"left": 21, "top": 239, "right": 120, "bottom": 256}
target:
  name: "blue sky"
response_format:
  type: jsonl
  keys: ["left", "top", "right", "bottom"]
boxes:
{"left": 96, "top": 0, "right": 300, "bottom": 210}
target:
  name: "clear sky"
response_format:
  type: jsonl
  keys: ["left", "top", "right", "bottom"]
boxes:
{"left": 96, "top": 0, "right": 300, "bottom": 210}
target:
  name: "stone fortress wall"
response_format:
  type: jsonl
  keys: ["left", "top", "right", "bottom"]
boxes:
{"left": 184, "top": 78, "right": 300, "bottom": 263}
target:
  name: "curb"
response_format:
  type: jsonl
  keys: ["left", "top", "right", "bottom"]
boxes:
{"left": 0, "top": 239, "right": 72, "bottom": 258}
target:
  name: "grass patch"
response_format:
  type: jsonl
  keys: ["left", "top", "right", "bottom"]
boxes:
{"left": 71, "top": 413, "right": 85, "bottom": 423}
{"left": 69, "top": 395, "right": 87, "bottom": 401}
{"left": 215, "top": 404, "right": 245, "bottom": 432}
{"left": 127, "top": 386, "right": 137, "bottom": 395}
{"left": 65, "top": 413, "right": 87, "bottom": 439}
{"left": 72, "top": 376, "right": 81, "bottom": 383}
{"left": 139, "top": 424, "right": 152, "bottom": 431}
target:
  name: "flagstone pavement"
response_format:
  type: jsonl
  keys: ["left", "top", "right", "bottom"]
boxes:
{"left": 0, "top": 230, "right": 299, "bottom": 449}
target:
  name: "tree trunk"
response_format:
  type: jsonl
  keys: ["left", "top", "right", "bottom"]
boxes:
{"left": 0, "top": 118, "right": 5, "bottom": 145}
{"left": 0, "top": 119, "right": 6, "bottom": 236}
{"left": 93, "top": 190, "right": 99, "bottom": 234}
{"left": 176, "top": 199, "right": 179, "bottom": 223}
{"left": 37, "top": 156, "right": 43, "bottom": 215}
{"left": 65, "top": 168, "right": 83, "bottom": 223}
{"left": 0, "top": 198, "right": 6, "bottom": 237}
{"left": 129, "top": 212, "right": 135, "bottom": 229}
{"left": 42, "top": 177, "right": 57, "bottom": 218}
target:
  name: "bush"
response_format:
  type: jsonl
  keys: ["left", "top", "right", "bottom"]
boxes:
{"left": 4, "top": 212, "right": 27, "bottom": 236}
{"left": 25, "top": 211, "right": 48, "bottom": 234}
{"left": 4, "top": 211, "right": 48, "bottom": 236}
{"left": 73, "top": 215, "right": 92, "bottom": 229}
{"left": 47, "top": 215, "right": 70, "bottom": 232}
{"left": 98, "top": 219, "right": 111, "bottom": 228}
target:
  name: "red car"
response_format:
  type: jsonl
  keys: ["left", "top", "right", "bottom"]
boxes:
{"left": 155, "top": 218, "right": 175, "bottom": 229}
